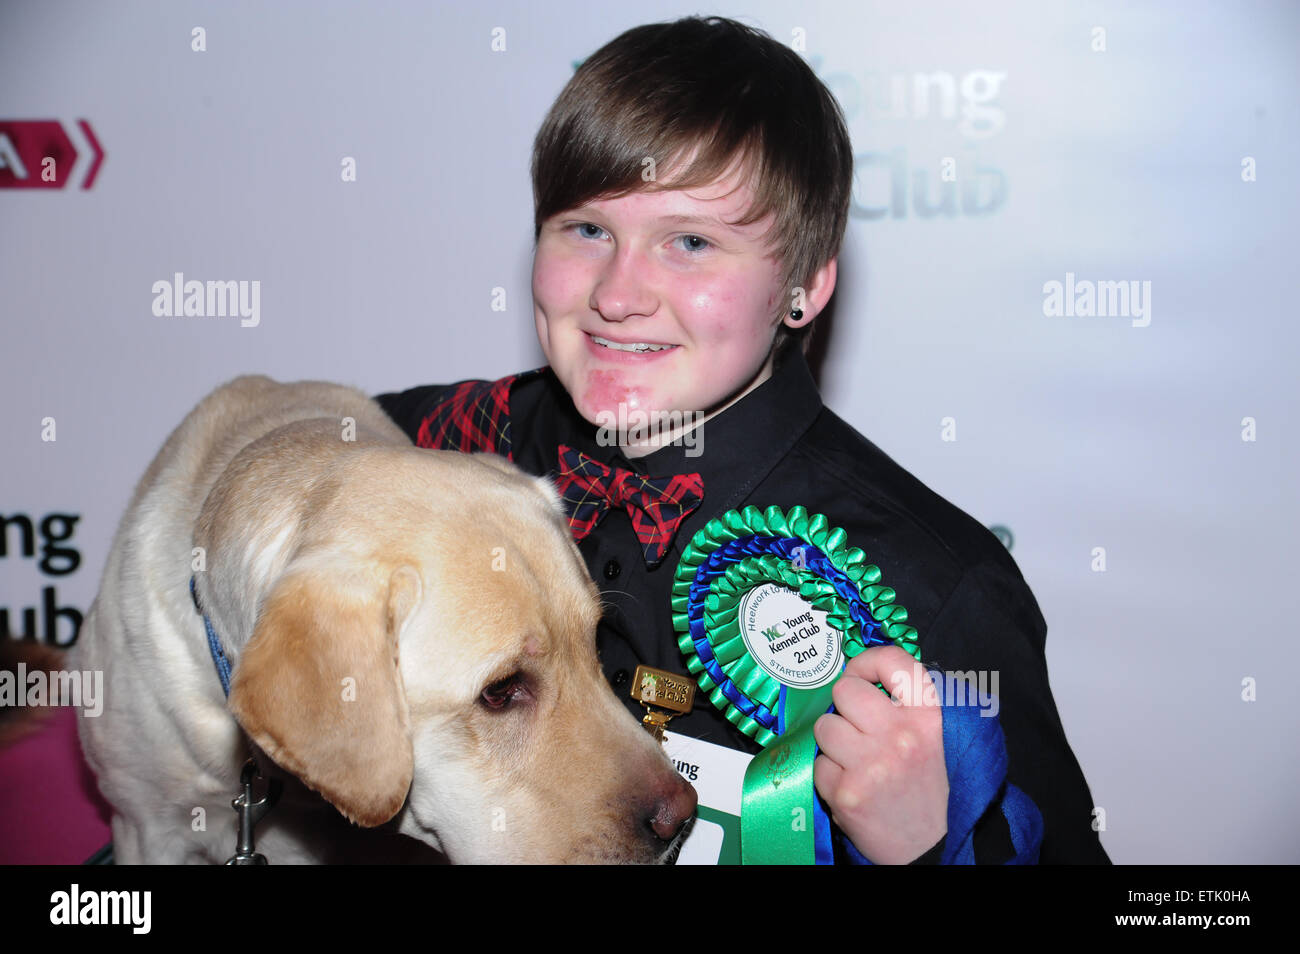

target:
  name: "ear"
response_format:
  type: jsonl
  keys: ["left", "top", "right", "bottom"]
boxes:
{"left": 228, "top": 565, "right": 421, "bottom": 827}
{"left": 785, "top": 257, "right": 838, "bottom": 328}
{"left": 530, "top": 474, "right": 567, "bottom": 519}
{"left": 470, "top": 452, "right": 566, "bottom": 519}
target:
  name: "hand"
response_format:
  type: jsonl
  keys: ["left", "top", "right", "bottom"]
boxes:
{"left": 812, "top": 646, "right": 948, "bottom": 864}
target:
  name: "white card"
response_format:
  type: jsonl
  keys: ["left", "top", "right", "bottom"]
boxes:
{"left": 663, "top": 729, "right": 753, "bottom": 865}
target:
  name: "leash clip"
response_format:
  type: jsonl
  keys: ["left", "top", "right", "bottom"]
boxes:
{"left": 226, "top": 759, "right": 282, "bottom": 865}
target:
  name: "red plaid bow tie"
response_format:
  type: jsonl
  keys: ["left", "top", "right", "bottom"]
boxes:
{"left": 554, "top": 444, "right": 704, "bottom": 567}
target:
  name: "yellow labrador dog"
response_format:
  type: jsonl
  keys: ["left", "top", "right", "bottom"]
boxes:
{"left": 73, "top": 376, "right": 695, "bottom": 863}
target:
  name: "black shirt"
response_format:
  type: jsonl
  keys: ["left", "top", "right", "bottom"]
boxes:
{"left": 378, "top": 347, "right": 1111, "bottom": 864}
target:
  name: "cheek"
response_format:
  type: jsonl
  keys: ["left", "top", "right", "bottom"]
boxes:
{"left": 532, "top": 249, "right": 589, "bottom": 312}
{"left": 680, "top": 277, "right": 775, "bottom": 345}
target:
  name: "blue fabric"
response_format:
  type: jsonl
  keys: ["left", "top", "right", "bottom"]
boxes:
{"left": 810, "top": 695, "right": 840, "bottom": 865}
{"left": 813, "top": 799, "right": 835, "bottom": 865}
{"left": 838, "top": 667, "right": 1043, "bottom": 865}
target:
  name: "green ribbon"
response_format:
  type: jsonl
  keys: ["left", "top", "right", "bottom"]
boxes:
{"left": 672, "top": 504, "right": 920, "bottom": 865}
{"left": 740, "top": 683, "right": 833, "bottom": 864}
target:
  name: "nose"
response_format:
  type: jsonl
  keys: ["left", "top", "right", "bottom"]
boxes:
{"left": 590, "top": 245, "right": 658, "bottom": 322}
{"left": 645, "top": 768, "right": 699, "bottom": 842}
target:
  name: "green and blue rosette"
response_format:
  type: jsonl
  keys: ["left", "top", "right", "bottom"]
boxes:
{"left": 671, "top": 504, "right": 921, "bottom": 865}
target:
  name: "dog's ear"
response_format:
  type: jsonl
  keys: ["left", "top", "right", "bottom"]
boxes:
{"left": 470, "top": 452, "right": 568, "bottom": 520}
{"left": 529, "top": 474, "right": 567, "bottom": 518}
{"left": 228, "top": 565, "right": 421, "bottom": 827}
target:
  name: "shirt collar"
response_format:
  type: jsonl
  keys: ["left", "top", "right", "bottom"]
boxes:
{"left": 538, "top": 346, "right": 824, "bottom": 517}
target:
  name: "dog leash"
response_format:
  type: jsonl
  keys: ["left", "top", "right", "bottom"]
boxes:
{"left": 190, "top": 576, "right": 282, "bottom": 864}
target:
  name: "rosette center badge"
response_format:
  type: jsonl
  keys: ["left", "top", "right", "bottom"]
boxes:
{"left": 738, "top": 583, "right": 844, "bottom": 690}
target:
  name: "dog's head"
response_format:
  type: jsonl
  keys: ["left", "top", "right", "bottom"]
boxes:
{"left": 222, "top": 447, "right": 696, "bottom": 863}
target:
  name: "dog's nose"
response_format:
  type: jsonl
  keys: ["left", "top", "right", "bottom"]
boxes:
{"left": 648, "top": 771, "right": 698, "bottom": 842}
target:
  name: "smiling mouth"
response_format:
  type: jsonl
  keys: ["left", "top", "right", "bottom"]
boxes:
{"left": 589, "top": 334, "right": 678, "bottom": 354}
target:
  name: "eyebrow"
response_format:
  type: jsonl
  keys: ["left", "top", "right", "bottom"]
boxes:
{"left": 566, "top": 207, "right": 749, "bottom": 235}
{"left": 650, "top": 213, "right": 747, "bottom": 234}
{"left": 660, "top": 214, "right": 743, "bottom": 231}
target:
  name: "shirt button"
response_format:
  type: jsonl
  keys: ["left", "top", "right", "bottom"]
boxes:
{"left": 611, "top": 668, "right": 629, "bottom": 688}
{"left": 603, "top": 559, "right": 621, "bottom": 580}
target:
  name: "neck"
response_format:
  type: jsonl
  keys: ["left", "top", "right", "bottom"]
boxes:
{"left": 619, "top": 348, "right": 778, "bottom": 459}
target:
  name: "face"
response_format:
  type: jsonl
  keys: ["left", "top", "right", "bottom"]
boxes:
{"left": 532, "top": 165, "right": 795, "bottom": 449}
{"left": 390, "top": 452, "right": 698, "bottom": 862}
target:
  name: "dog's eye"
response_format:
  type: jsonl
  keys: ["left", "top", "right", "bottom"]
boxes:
{"left": 481, "top": 674, "right": 528, "bottom": 710}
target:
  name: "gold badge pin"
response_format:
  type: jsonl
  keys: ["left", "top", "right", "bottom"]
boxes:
{"left": 631, "top": 664, "right": 695, "bottom": 743}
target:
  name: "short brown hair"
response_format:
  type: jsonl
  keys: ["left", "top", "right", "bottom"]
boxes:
{"left": 531, "top": 16, "right": 853, "bottom": 357}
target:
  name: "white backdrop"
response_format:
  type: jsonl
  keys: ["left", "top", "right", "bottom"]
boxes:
{"left": 2, "top": 0, "right": 1297, "bottom": 864}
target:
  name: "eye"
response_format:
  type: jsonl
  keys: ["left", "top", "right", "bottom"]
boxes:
{"left": 480, "top": 673, "right": 529, "bottom": 710}
{"left": 574, "top": 222, "right": 608, "bottom": 241}
{"left": 675, "top": 234, "right": 711, "bottom": 254}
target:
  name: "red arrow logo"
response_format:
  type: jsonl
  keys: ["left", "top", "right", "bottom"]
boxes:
{"left": 0, "top": 119, "right": 105, "bottom": 190}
